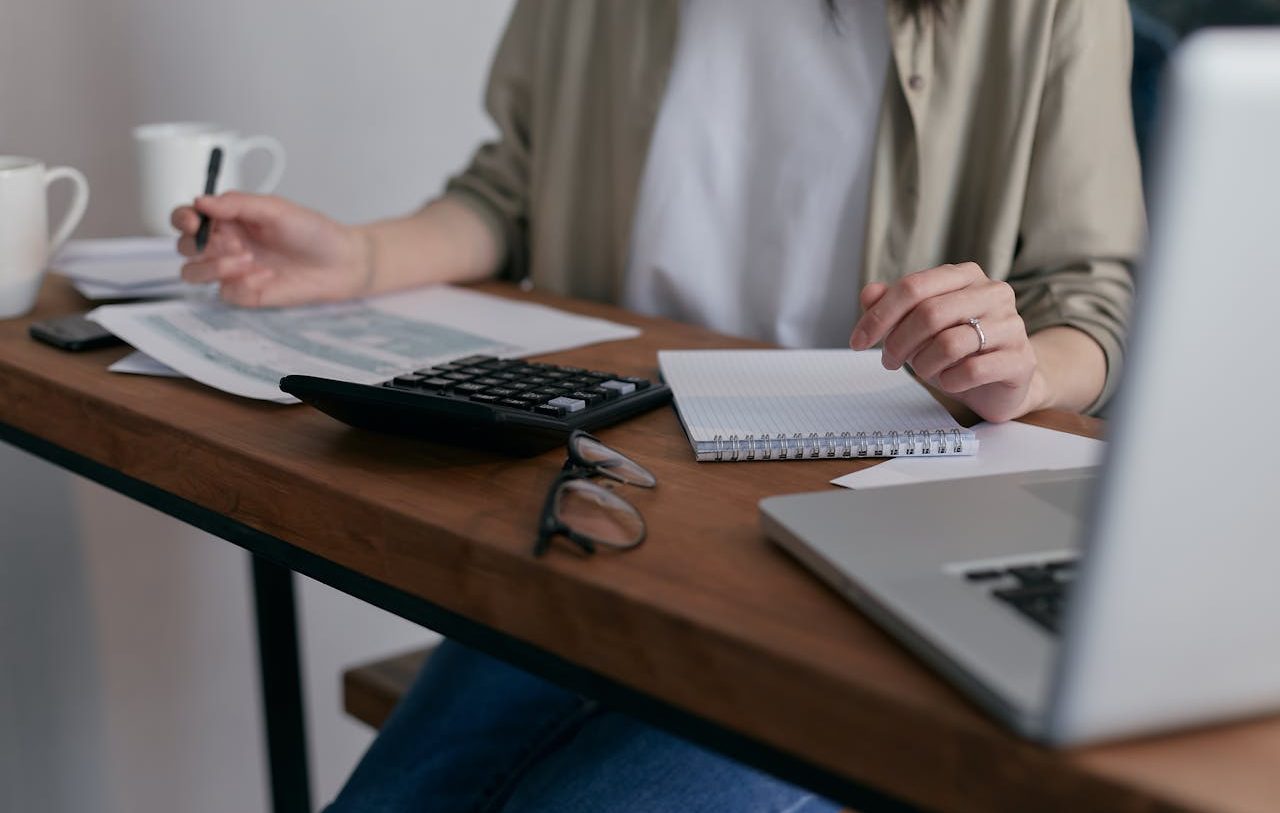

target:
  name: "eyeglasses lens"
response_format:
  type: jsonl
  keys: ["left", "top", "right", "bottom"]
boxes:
{"left": 570, "top": 435, "right": 656, "bottom": 487}
{"left": 554, "top": 479, "right": 645, "bottom": 548}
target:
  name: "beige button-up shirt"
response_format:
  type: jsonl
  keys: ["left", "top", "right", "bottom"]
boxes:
{"left": 444, "top": 0, "right": 1145, "bottom": 411}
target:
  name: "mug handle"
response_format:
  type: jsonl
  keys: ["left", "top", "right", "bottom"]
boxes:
{"left": 44, "top": 166, "right": 90, "bottom": 254}
{"left": 232, "top": 135, "right": 287, "bottom": 194}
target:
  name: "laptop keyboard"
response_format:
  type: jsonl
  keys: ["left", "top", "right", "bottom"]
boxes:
{"left": 962, "top": 557, "right": 1078, "bottom": 635}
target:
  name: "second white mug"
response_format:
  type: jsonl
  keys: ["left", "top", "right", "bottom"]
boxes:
{"left": 134, "top": 122, "right": 286, "bottom": 236}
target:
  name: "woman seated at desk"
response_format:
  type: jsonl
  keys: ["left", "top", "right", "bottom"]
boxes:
{"left": 173, "top": 0, "right": 1143, "bottom": 809}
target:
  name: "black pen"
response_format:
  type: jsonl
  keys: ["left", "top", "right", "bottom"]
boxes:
{"left": 194, "top": 146, "right": 223, "bottom": 253}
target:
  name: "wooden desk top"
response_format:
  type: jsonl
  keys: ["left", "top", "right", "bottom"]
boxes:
{"left": 2, "top": 277, "right": 1276, "bottom": 813}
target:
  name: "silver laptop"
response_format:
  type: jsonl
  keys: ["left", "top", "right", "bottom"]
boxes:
{"left": 759, "top": 30, "right": 1280, "bottom": 746}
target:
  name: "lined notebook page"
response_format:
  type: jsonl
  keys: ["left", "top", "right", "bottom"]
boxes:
{"left": 658, "top": 349, "right": 964, "bottom": 439}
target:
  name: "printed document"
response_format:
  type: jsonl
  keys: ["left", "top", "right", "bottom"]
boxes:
{"left": 89, "top": 286, "right": 641, "bottom": 403}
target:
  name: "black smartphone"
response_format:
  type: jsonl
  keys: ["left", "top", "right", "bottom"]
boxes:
{"left": 29, "top": 314, "right": 125, "bottom": 352}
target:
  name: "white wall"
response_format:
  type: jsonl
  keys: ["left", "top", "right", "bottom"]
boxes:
{"left": 0, "top": 1, "right": 515, "bottom": 810}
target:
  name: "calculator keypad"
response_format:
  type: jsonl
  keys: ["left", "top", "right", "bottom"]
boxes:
{"left": 384, "top": 356, "right": 654, "bottom": 419}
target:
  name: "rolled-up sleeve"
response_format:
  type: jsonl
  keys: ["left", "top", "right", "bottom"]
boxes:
{"left": 443, "top": 0, "right": 539, "bottom": 283}
{"left": 1010, "top": 0, "right": 1146, "bottom": 413}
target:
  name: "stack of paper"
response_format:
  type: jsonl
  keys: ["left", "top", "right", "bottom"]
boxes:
{"left": 89, "top": 285, "right": 642, "bottom": 403}
{"left": 52, "top": 237, "right": 204, "bottom": 300}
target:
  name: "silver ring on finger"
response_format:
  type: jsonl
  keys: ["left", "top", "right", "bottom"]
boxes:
{"left": 967, "top": 317, "right": 987, "bottom": 354}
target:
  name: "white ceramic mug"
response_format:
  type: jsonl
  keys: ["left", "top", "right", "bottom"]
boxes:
{"left": 0, "top": 156, "right": 90, "bottom": 319}
{"left": 133, "top": 122, "right": 286, "bottom": 236}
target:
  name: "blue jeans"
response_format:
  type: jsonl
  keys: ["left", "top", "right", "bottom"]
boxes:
{"left": 328, "top": 639, "right": 840, "bottom": 813}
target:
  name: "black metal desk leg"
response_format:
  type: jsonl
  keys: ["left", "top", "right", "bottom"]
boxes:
{"left": 251, "top": 554, "right": 313, "bottom": 813}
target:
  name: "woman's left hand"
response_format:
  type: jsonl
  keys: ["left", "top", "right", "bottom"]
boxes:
{"left": 849, "top": 262, "right": 1045, "bottom": 422}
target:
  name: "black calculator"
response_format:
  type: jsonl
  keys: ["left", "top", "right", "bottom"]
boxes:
{"left": 280, "top": 355, "right": 671, "bottom": 455}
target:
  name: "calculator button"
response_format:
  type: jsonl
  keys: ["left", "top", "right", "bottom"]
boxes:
{"left": 569, "top": 390, "right": 604, "bottom": 406}
{"left": 442, "top": 372, "right": 475, "bottom": 382}
{"left": 534, "top": 404, "right": 565, "bottom": 418}
{"left": 419, "top": 377, "right": 454, "bottom": 390}
{"left": 455, "top": 382, "right": 487, "bottom": 394}
{"left": 600, "top": 380, "right": 637, "bottom": 396}
{"left": 469, "top": 393, "right": 501, "bottom": 404}
{"left": 484, "top": 387, "right": 518, "bottom": 398}
{"left": 392, "top": 374, "right": 426, "bottom": 387}
{"left": 548, "top": 396, "right": 587, "bottom": 413}
{"left": 453, "top": 355, "right": 496, "bottom": 366}
{"left": 588, "top": 385, "right": 620, "bottom": 400}
{"left": 498, "top": 398, "right": 535, "bottom": 410}
{"left": 619, "top": 376, "right": 651, "bottom": 390}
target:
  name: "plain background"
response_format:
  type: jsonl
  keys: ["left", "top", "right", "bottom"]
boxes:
{"left": 0, "top": 2, "right": 515, "bottom": 810}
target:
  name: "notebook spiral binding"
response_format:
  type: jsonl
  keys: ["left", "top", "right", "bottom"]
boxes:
{"left": 705, "top": 428, "right": 969, "bottom": 462}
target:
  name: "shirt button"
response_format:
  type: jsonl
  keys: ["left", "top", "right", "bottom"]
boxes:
{"left": 908, "top": 74, "right": 925, "bottom": 91}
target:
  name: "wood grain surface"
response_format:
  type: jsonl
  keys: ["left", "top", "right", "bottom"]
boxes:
{"left": 1, "top": 277, "right": 1276, "bottom": 813}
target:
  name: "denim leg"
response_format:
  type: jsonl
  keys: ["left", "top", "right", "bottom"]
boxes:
{"left": 326, "top": 639, "right": 596, "bottom": 813}
{"left": 500, "top": 710, "right": 843, "bottom": 813}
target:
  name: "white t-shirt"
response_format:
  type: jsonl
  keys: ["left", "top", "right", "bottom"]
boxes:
{"left": 624, "top": 0, "right": 890, "bottom": 348}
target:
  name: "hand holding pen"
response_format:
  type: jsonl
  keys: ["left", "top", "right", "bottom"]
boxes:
{"left": 170, "top": 184, "right": 374, "bottom": 308}
{"left": 168, "top": 150, "right": 498, "bottom": 309}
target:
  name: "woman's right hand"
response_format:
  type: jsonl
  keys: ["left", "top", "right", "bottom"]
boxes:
{"left": 172, "top": 192, "right": 371, "bottom": 307}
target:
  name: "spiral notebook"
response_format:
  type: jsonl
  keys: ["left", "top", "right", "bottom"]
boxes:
{"left": 658, "top": 349, "right": 978, "bottom": 462}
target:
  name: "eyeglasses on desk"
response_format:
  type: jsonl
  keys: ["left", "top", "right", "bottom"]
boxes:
{"left": 534, "top": 430, "right": 656, "bottom": 557}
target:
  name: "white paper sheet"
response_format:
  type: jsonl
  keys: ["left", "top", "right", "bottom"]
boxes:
{"left": 73, "top": 279, "right": 209, "bottom": 301}
{"left": 831, "top": 420, "right": 1104, "bottom": 490}
{"left": 108, "top": 351, "right": 185, "bottom": 378}
{"left": 52, "top": 237, "right": 185, "bottom": 288}
{"left": 88, "top": 286, "right": 641, "bottom": 403}
{"left": 54, "top": 237, "right": 175, "bottom": 263}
